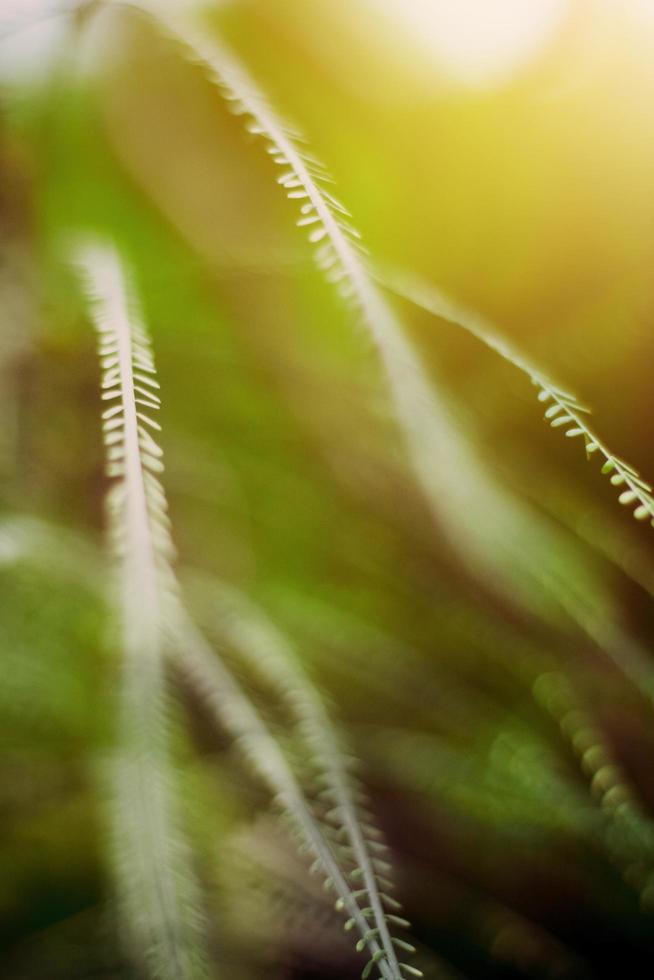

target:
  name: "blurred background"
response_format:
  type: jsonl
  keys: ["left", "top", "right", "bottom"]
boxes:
{"left": 3, "top": 1, "right": 654, "bottom": 976}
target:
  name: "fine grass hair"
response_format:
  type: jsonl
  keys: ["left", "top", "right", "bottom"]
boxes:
{"left": 74, "top": 241, "right": 208, "bottom": 980}
{"left": 384, "top": 271, "right": 654, "bottom": 527}
{"left": 10, "top": 3, "right": 654, "bottom": 978}
{"left": 75, "top": 238, "right": 415, "bottom": 980}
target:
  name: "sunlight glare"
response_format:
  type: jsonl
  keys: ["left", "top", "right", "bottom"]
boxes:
{"left": 374, "top": 0, "right": 570, "bottom": 86}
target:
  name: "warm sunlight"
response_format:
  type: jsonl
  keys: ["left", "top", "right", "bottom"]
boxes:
{"left": 372, "top": 0, "right": 570, "bottom": 84}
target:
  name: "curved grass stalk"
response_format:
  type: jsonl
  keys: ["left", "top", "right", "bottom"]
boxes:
{"left": 105, "top": 6, "right": 651, "bottom": 667}
{"left": 128, "top": 4, "right": 499, "bottom": 530}
{"left": 112, "top": 2, "right": 654, "bottom": 924}
{"left": 0, "top": 503, "right": 416, "bottom": 976}
{"left": 118, "top": 3, "right": 637, "bottom": 654}
{"left": 117, "top": 0, "right": 654, "bottom": 718}
{"left": 75, "top": 237, "right": 411, "bottom": 980}
{"left": 132, "top": 4, "right": 377, "bottom": 319}
{"left": 533, "top": 670, "right": 654, "bottom": 906}
{"left": 74, "top": 241, "right": 206, "bottom": 980}
{"left": 185, "top": 580, "right": 415, "bottom": 980}
{"left": 167, "top": 608, "right": 414, "bottom": 980}
{"left": 384, "top": 271, "right": 654, "bottom": 528}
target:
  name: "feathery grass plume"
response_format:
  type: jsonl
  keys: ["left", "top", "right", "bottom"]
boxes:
{"left": 533, "top": 670, "right": 654, "bottom": 906}
{"left": 384, "top": 271, "right": 654, "bottom": 528}
{"left": 129, "top": 3, "right": 441, "bottom": 391}
{"left": 167, "top": 606, "right": 414, "bottom": 980}
{"left": 220, "top": 820, "right": 445, "bottom": 980}
{"left": 0, "top": 528, "right": 413, "bottom": 967}
{"left": 125, "top": 1, "right": 620, "bottom": 640}
{"left": 372, "top": 271, "right": 654, "bottom": 697}
{"left": 185, "top": 579, "right": 416, "bottom": 980}
{"left": 105, "top": 0, "right": 654, "bottom": 938}
{"left": 74, "top": 241, "right": 206, "bottom": 980}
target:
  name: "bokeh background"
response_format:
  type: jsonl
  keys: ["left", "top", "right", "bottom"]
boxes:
{"left": 4, "top": 1, "right": 654, "bottom": 977}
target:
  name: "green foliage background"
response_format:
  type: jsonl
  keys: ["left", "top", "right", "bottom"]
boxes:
{"left": 3, "top": 2, "right": 654, "bottom": 977}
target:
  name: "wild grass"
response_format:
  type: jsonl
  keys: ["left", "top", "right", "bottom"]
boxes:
{"left": 74, "top": 237, "right": 416, "bottom": 979}
{"left": 4, "top": 3, "right": 654, "bottom": 979}
{"left": 74, "top": 241, "right": 208, "bottom": 980}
